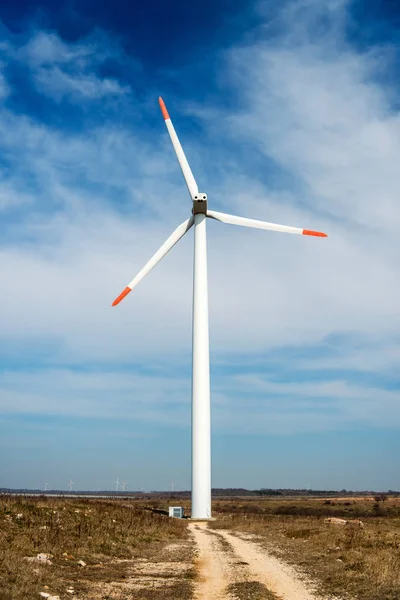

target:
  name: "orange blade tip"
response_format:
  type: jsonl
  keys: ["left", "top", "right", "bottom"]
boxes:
{"left": 158, "top": 97, "right": 170, "bottom": 120}
{"left": 303, "top": 229, "right": 328, "bottom": 238}
{"left": 112, "top": 286, "right": 131, "bottom": 307}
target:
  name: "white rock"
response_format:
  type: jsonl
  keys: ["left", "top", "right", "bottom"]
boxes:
{"left": 77, "top": 559, "right": 86, "bottom": 567}
{"left": 37, "top": 553, "right": 52, "bottom": 564}
{"left": 324, "top": 517, "right": 347, "bottom": 526}
{"left": 26, "top": 553, "right": 52, "bottom": 565}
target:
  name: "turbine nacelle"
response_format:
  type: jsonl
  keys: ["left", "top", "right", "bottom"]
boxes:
{"left": 192, "top": 193, "right": 208, "bottom": 214}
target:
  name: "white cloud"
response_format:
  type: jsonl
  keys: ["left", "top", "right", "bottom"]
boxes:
{"left": 0, "top": 71, "right": 9, "bottom": 100}
{"left": 20, "top": 31, "right": 130, "bottom": 101}
{"left": 0, "top": 4, "right": 399, "bottom": 436}
{"left": 22, "top": 32, "right": 89, "bottom": 66}
{"left": 0, "top": 361, "right": 398, "bottom": 436}
{"left": 0, "top": 368, "right": 191, "bottom": 424}
{"left": 0, "top": 172, "right": 35, "bottom": 210}
{"left": 34, "top": 67, "right": 129, "bottom": 101}
{"left": 226, "top": 47, "right": 400, "bottom": 230}
{"left": 213, "top": 373, "right": 400, "bottom": 434}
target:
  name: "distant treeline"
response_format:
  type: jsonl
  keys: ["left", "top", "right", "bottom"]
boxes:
{"left": 1, "top": 487, "right": 399, "bottom": 497}
{"left": 228, "top": 488, "right": 400, "bottom": 497}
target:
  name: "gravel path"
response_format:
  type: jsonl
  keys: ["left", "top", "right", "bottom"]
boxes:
{"left": 189, "top": 522, "right": 320, "bottom": 600}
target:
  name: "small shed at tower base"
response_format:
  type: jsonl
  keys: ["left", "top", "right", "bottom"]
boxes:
{"left": 169, "top": 506, "right": 184, "bottom": 518}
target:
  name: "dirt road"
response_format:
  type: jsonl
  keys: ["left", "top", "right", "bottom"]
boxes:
{"left": 189, "top": 522, "right": 320, "bottom": 600}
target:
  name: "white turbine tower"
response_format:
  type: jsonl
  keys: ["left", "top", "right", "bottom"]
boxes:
{"left": 114, "top": 478, "right": 120, "bottom": 492}
{"left": 112, "top": 97, "right": 328, "bottom": 519}
{"left": 121, "top": 481, "right": 128, "bottom": 492}
{"left": 68, "top": 479, "right": 74, "bottom": 492}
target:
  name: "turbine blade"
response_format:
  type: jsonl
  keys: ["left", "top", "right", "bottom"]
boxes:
{"left": 112, "top": 216, "right": 194, "bottom": 306}
{"left": 207, "top": 210, "right": 327, "bottom": 238}
{"left": 158, "top": 97, "right": 198, "bottom": 198}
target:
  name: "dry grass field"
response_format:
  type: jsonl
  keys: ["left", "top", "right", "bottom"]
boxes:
{"left": 0, "top": 495, "right": 193, "bottom": 600}
{"left": 209, "top": 495, "right": 400, "bottom": 600}
{"left": 1, "top": 494, "right": 399, "bottom": 600}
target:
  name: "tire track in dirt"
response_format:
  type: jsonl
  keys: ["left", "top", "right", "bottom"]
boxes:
{"left": 216, "top": 529, "right": 319, "bottom": 600}
{"left": 190, "top": 522, "right": 321, "bottom": 600}
{"left": 189, "top": 523, "right": 233, "bottom": 599}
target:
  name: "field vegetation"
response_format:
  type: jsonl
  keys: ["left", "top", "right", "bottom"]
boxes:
{"left": 0, "top": 495, "right": 193, "bottom": 600}
{"left": 209, "top": 495, "right": 400, "bottom": 600}
{"left": 2, "top": 493, "right": 399, "bottom": 600}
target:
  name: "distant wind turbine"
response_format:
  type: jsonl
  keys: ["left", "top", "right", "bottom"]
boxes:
{"left": 112, "top": 97, "right": 328, "bottom": 519}
{"left": 68, "top": 479, "right": 74, "bottom": 492}
{"left": 114, "top": 478, "right": 120, "bottom": 492}
{"left": 44, "top": 482, "right": 49, "bottom": 492}
{"left": 121, "top": 481, "right": 128, "bottom": 492}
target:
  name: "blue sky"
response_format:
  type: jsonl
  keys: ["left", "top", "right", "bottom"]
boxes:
{"left": 0, "top": 0, "right": 399, "bottom": 492}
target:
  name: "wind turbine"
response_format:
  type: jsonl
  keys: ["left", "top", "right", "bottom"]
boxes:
{"left": 68, "top": 479, "right": 74, "bottom": 492}
{"left": 114, "top": 477, "right": 120, "bottom": 492}
{"left": 121, "top": 481, "right": 128, "bottom": 492}
{"left": 112, "top": 97, "right": 328, "bottom": 519}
